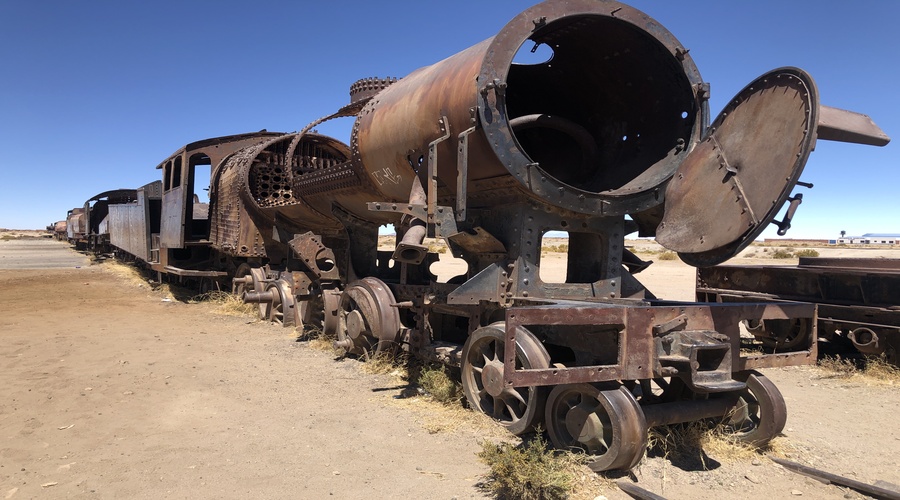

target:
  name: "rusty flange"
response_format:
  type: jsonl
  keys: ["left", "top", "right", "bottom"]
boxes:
{"left": 265, "top": 279, "right": 298, "bottom": 328}
{"left": 335, "top": 277, "right": 401, "bottom": 356}
{"left": 545, "top": 384, "right": 648, "bottom": 472}
{"left": 720, "top": 371, "right": 786, "bottom": 447}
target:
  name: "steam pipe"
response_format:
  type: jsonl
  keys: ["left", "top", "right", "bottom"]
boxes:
{"left": 392, "top": 176, "right": 428, "bottom": 265}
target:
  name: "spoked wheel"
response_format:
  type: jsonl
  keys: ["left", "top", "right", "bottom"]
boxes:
{"left": 719, "top": 370, "right": 786, "bottom": 447}
{"left": 745, "top": 318, "right": 809, "bottom": 350}
{"left": 545, "top": 384, "right": 648, "bottom": 471}
{"left": 265, "top": 279, "right": 298, "bottom": 328}
{"left": 335, "top": 278, "right": 401, "bottom": 357}
{"left": 460, "top": 323, "right": 550, "bottom": 435}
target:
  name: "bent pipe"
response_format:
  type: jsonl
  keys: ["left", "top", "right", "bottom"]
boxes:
{"left": 393, "top": 176, "right": 429, "bottom": 265}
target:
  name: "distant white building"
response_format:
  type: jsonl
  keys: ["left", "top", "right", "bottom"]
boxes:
{"left": 832, "top": 233, "right": 900, "bottom": 245}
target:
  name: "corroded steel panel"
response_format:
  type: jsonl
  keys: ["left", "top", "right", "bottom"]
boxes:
{"left": 657, "top": 69, "right": 817, "bottom": 266}
{"left": 108, "top": 182, "right": 160, "bottom": 262}
{"left": 160, "top": 185, "right": 186, "bottom": 249}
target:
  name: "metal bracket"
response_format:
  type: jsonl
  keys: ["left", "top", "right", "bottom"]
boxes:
{"left": 427, "top": 116, "right": 452, "bottom": 231}
{"left": 366, "top": 202, "right": 458, "bottom": 237}
{"left": 457, "top": 123, "right": 478, "bottom": 223}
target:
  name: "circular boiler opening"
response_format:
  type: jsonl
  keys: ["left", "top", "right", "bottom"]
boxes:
{"left": 504, "top": 14, "right": 698, "bottom": 196}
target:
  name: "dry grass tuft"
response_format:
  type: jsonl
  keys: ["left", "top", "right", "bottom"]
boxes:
{"left": 793, "top": 248, "right": 820, "bottom": 258}
{"left": 818, "top": 354, "right": 900, "bottom": 384}
{"left": 647, "top": 419, "right": 774, "bottom": 468}
{"left": 100, "top": 260, "right": 149, "bottom": 287}
{"left": 658, "top": 251, "right": 678, "bottom": 261}
{"left": 388, "top": 394, "right": 506, "bottom": 436}
{"left": 817, "top": 355, "right": 857, "bottom": 377}
{"left": 190, "top": 290, "right": 258, "bottom": 317}
{"left": 478, "top": 431, "right": 588, "bottom": 500}
{"left": 763, "top": 435, "right": 795, "bottom": 459}
{"left": 771, "top": 248, "right": 794, "bottom": 259}
{"left": 416, "top": 364, "right": 463, "bottom": 405}
{"left": 360, "top": 350, "right": 409, "bottom": 380}
{"left": 864, "top": 356, "right": 900, "bottom": 381}
{"left": 303, "top": 328, "right": 345, "bottom": 357}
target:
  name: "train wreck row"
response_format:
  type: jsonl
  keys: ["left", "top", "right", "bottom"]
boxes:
{"left": 54, "top": 0, "right": 889, "bottom": 472}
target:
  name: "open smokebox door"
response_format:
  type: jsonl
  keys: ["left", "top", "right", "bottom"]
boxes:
{"left": 656, "top": 67, "right": 888, "bottom": 267}
{"left": 656, "top": 67, "right": 818, "bottom": 267}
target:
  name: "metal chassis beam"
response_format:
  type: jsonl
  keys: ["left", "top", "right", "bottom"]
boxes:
{"left": 503, "top": 301, "right": 817, "bottom": 388}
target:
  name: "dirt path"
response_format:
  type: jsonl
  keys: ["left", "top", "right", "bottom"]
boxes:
{"left": 0, "top": 241, "right": 487, "bottom": 499}
{"left": 1, "top": 238, "right": 898, "bottom": 499}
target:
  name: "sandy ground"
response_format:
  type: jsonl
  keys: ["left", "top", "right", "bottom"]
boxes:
{"left": 1, "top": 235, "right": 899, "bottom": 499}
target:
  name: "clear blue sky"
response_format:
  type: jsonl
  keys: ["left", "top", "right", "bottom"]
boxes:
{"left": 1, "top": 1, "right": 896, "bottom": 240}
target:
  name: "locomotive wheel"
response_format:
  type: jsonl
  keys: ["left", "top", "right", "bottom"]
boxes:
{"left": 336, "top": 278, "right": 400, "bottom": 357}
{"left": 298, "top": 293, "right": 325, "bottom": 333}
{"left": 232, "top": 263, "right": 254, "bottom": 296}
{"left": 460, "top": 324, "right": 550, "bottom": 435}
{"left": 265, "top": 280, "right": 298, "bottom": 328}
{"left": 321, "top": 288, "right": 341, "bottom": 337}
{"left": 545, "top": 384, "right": 648, "bottom": 471}
{"left": 745, "top": 318, "right": 809, "bottom": 350}
{"left": 249, "top": 268, "right": 269, "bottom": 320}
{"left": 720, "top": 371, "right": 786, "bottom": 447}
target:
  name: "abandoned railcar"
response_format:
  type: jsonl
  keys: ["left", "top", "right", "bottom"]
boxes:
{"left": 68, "top": 0, "right": 889, "bottom": 471}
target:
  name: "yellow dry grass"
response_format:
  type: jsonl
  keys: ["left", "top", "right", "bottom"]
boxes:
{"left": 415, "top": 364, "right": 463, "bottom": 405}
{"left": 359, "top": 350, "right": 409, "bottom": 380}
{"left": 817, "top": 355, "right": 900, "bottom": 385}
{"left": 647, "top": 419, "right": 789, "bottom": 469}
{"left": 388, "top": 395, "right": 508, "bottom": 437}
{"left": 99, "top": 260, "right": 148, "bottom": 288}
{"left": 303, "top": 328, "right": 345, "bottom": 358}
{"left": 190, "top": 290, "right": 259, "bottom": 317}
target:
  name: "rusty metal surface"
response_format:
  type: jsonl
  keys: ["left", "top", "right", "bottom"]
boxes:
{"left": 66, "top": 208, "right": 84, "bottom": 240}
{"left": 477, "top": 0, "right": 704, "bottom": 217}
{"left": 52, "top": 221, "right": 67, "bottom": 240}
{"left": 545, "top": 384, "right": 647, "bottom": 471}
{"left": 817, "top": 105, "right": 891, "bottom": 147}
{"left": 698, "top": 263, "right": 900, "bottom": 310}
{"left": 799, "top": 256, "right": 900, "bottom": 272}
{"left": 503, "top": 301, "right": 816, "bottom": 388}
{"left": 772, "top": 458, "right": 900, "bottom": 500}
{"left": 108, "top": 181, "right": 161, "bottom": 262}
{"left": 699, "top": 261, "right": 900, "bottom": 363}
{"left": 64, "top": 0, "right": 893, "bottom": 474}
{"left": 617, "top": 481, "right": 668, "bottom": 500}
{"left": 657, "top": 69, "right": 817, "bottom": 266}
{"left": 158, "top": 132, "right": 283, "bottom": 251}
{"left": 335, "top": 278, "right": 402, "bottom": 355}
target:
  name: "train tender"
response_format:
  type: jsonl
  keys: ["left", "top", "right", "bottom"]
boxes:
{"left": 83, "top": 0, "right": 888, "bottom": 471}
{"left": 65, "top": 189, "right": 139, "bottom": 252}
{"left": 698, "top": 258, "right": 900, "bottom": 366}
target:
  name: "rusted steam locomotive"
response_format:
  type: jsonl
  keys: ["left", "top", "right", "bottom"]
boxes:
{"left": 65, "top": 0, "right": 889, "bottom": 471}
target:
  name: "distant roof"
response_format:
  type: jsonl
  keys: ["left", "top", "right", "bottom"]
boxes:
{"left": 861, "top": 233, "right": 900, "bottom": 237}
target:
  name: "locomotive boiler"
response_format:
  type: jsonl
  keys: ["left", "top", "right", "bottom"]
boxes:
{"left": 93, "top": 0, "right": 888, "bottom": 472}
